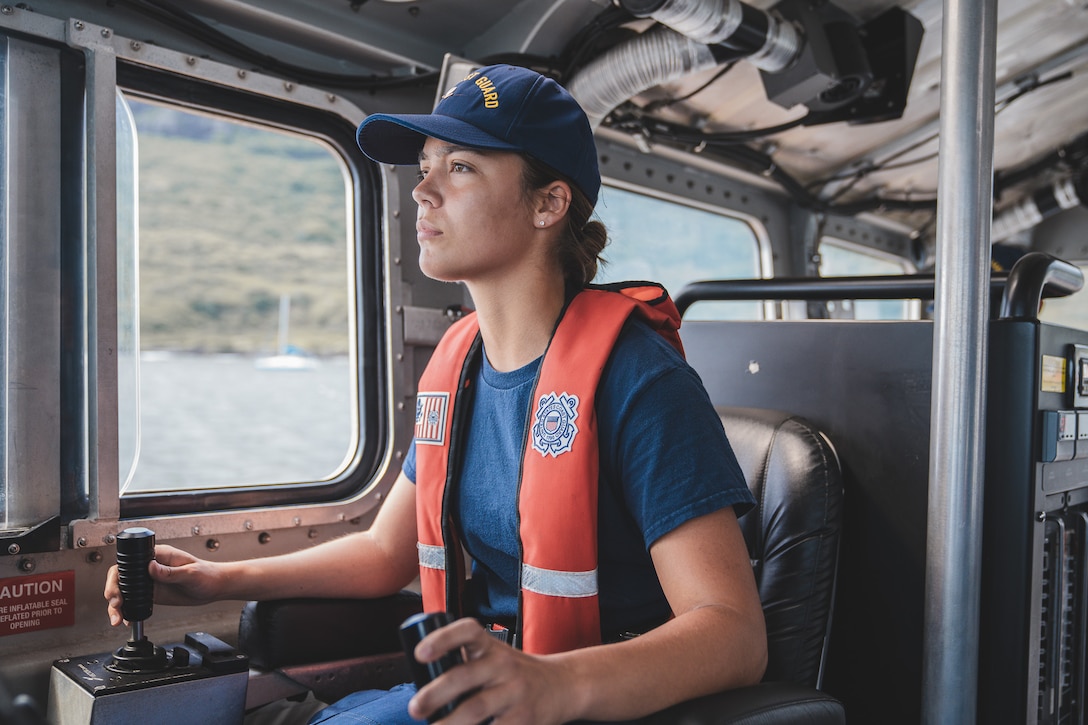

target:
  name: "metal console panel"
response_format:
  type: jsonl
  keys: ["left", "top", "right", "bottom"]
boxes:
{"left": 682, "top": 318, "right": 1088, "bottom": 724}
{"left": 46, "top": 633, "right": 248, "bottom": 725}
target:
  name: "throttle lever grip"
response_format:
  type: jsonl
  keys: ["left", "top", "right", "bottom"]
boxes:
{"left": 108, "top": 527, "right": 170, "bottom": 672}
{"left": 116, "top": 527, "right": 156, "bottom": 625}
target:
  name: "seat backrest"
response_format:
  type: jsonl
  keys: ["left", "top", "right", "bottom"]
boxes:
{"left": 719, "top": 406, "right": 844, "bottom": 688}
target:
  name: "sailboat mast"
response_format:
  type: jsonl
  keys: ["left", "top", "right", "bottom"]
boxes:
{"left": 277, "top": 293, "right": 290, "bottom": 355}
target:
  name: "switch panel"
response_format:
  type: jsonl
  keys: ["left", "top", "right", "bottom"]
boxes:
{"left": 1078, "top": 411, "right": 1088, "bottom": 460}
{"left": 1072, "top": 344, "right": 1088, "bottom": 409}
{"left": 1042, "top": 410, "right": 1078, "bottom": 462}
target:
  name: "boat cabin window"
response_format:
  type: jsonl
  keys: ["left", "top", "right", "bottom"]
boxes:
{"left": 0, "top": 34, "right": 66, "bottom": 534}
{"left": 116, "top": 94, "right": 356, "bottom": 496}
{"left": 594, "top": 184, "right": 764, "bottom": 319}
{"left": 819, "top": 237, "right": 918, "bottom": 320}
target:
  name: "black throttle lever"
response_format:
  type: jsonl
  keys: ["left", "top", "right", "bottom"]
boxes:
{"left": 108, "top": 527, "right": 169, "bottom": 673}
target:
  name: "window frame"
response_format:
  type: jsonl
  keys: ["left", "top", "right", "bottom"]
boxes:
{"left": 596, "top": 176, "right": 772, "bottom": 319}
{"left": 114, "top": 61, "right": 387, "bottom": 519}
{"left": 819, "top": 235, "right": 917, "bottom": 275}
{"left": 818, "top": 235, "right": 921, "bottom": 320}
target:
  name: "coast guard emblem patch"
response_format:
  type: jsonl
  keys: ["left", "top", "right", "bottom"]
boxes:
{"left": 415, "top": 392, "right": 449, "bottom": 445}
{"left": 532, "top": 392, "right": 579, "bottom": 457}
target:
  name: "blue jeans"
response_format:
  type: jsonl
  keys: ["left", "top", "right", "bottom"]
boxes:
{"left": 307, "top": 683, "right": 424, "bottom": 725}
{"left": 306, "top": 682, "right": 640, "bottom": 724}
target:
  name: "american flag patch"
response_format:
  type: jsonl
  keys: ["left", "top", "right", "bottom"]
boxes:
{"left": 414, "top": 392, "right": 449, "bottom": 445}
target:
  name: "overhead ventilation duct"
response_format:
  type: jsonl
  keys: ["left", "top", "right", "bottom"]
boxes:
{"left": 991, "top": 174, "right": 1088, "bottom": 242}
{"left": 619, "top": 0, "right": 801, "bottom": 73}
{"left": 568, "top": 26, "right": 721, "bottom": 128}
{"left": 569, "top": 0, "right": 800, "bottom": 128}
{"left": 568, "top": 0, "right": 922, "bottom": 129}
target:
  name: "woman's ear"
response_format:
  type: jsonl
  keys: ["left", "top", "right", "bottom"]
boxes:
{"left": 538, "top": 181, "right": 572, "bottom": 218}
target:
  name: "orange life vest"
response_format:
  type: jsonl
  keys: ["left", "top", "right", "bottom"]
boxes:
{"left": 413, "top": 283, "right": 683, "bottom": 655}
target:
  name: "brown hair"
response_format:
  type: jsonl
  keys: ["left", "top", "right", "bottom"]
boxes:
{"left": 520, "top": 154, "right": 608, "bottom": 288}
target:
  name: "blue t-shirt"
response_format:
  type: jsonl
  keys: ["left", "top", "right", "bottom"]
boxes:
{"left": 404, "top": 318, "right": 753, "bottom": 635}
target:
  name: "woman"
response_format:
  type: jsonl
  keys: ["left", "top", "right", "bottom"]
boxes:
{"left": 106, "top": 64, "right": 766, "bottom": 724}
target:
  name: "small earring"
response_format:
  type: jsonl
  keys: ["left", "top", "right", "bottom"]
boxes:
{"left": 538, "top": 220, "right": 546, "bottom": 226}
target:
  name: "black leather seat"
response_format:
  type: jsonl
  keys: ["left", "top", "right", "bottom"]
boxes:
{"left": 240, "top": 406, "right": 845, "bottom": 722}
{"left": 639, "top": 407, "right": 845, "bottom": 722}
{"left": 725, "top": 406, "right": 842, "bottom": 688}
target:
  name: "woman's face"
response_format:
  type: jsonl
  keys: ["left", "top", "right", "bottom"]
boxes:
{"left": 412, "top": 137, "right": 540, "bottom": 284}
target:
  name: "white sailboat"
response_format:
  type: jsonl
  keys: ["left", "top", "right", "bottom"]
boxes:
{"left": 255, "top": 293, "right": 318, "bottom": 370}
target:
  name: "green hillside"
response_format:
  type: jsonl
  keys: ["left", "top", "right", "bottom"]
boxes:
{"left": 129, "top": 98, "right": 352, "bottom": 354}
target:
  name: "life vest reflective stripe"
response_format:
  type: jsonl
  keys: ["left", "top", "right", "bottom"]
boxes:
{"left": 414, "top": 283, "right": 683, "bottom": 655}
{"left": 416, "top": 542, "right": 445, "bottom": 572}
{"left": 521, "top": 563, "right": 598, "bottom": 597}
{"left": 416, "top": 553, "right": 598, "bottom": 598}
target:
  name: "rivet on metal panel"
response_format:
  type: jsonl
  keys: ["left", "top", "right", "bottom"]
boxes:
{"left": 244, "top": 520, "right": 254, "bottom": 530}
{"left": 293, "top": 517, "right": 302, "bottom": 526}
{"left": 308, "top": 528, "right": 319, "bottom": 539}
{"left": 7, "top": 543, "right": 19, "bottom": 555}
{"left": 206, "top": 539, "right": 220, "bottom": 551}
{"left": 0, "top": 6, "right": 14, "bottom": 15}
{"left": 74, "top": 20, "right": 85, "bottom": 30}
{"left": 103, "top": 534, "right": 116, "bottom": 545}
{"left": 238, "top": 70, "right": 247, "bottom": 79}
{"left": 192, "top": 525, "right": 202, "bottom": 536}
{"left": 76, "top": 537, "right": 87, "bottom": 548}
{"left": 18, "top": 558, "right": 35, "bottom": 573}
{"left": 130, "top": 41, "right": 142, "bottom": 50}
{"left": 258, "top": 532, "right": 271, "bottom": 544}
{"left": 100, "top": 28, "right": 111, "bottom": 38}
{"left": 87, "top": 551, "right": 103, "bottom": 564}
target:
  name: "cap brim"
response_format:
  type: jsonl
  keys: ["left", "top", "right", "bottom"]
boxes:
{"left": 356, "top": 113, "right": 521, "bottom": 165}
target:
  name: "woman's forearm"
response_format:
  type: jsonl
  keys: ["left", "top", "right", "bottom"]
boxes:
{"left": 213, "top": 530, "right": 416, "bottom": 602}
{"left": 553, "top": 603, "right": 767, "bottom": 722}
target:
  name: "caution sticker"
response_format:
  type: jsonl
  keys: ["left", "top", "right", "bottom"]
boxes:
{"left": 0, "top": 570, "right": 76, "bottom": 636}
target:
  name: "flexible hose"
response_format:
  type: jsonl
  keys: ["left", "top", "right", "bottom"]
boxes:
{"left": 568, "top": 26, "right": 718, "bottom": 128}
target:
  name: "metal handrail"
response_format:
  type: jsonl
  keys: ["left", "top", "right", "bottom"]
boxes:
{"left": 999, "top": 252, "right": 1085, "bottom": 319}
{"left": 673, "top": 274, "right": 1010, "bottom": 316}
{"left": 674, "top": 263, "right": 1083, "bottom": 320}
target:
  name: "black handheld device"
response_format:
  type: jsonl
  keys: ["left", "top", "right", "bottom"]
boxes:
{"left": 399, "top": 611, "right": 465, "bottom": 722}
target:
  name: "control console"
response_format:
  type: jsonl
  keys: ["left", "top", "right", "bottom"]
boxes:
{"left": 46, "top": 529, "right": 249, "bottom": 725}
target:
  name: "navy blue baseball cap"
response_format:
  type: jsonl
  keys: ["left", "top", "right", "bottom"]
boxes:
{"left": 356, "top": 65, "right": 600, "bottom": 207}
